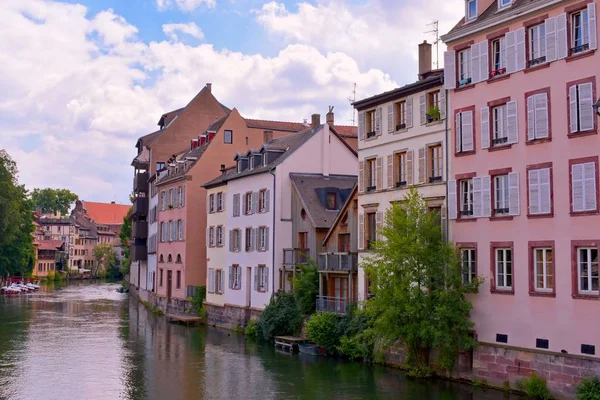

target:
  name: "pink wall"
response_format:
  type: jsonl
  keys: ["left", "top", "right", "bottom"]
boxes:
{"left": 449, "top": 2, "right": 599, "bottom": 356}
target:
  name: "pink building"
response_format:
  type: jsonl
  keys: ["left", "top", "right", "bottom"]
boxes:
{"left": 442, "top": 0, "right": 599, "bottom": 394}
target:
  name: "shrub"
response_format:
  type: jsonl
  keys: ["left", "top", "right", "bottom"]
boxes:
{"left": 336, "top": 307, "right": 376, "bottom": 361}
{"left": 577, "top": 377, "right": 600, "bottom": 400}
{"left": 292, "top": 262, "right": 319, "bottom": 316}
{"left": 517, "top": 373, "right": 553, "bottom": 400}
{"left": 47, "top": 271, "right": 55, "bottom": 281}
{"left": 306, "top": 312, "right": 341, "bottom": 351}
{"left": 257, "top": 292, "right": 302, "bottom": 342}
{"left": 245, "top": 320, "right": 262, "bottom": 341}
{"left": 191, "top": 286, "right": 206, "bottom": 316}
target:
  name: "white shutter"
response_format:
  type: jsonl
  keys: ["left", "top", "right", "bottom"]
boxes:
{"left": 358, "top": 161, "right": 364, "bottom": 193}
{"left": 222, "top": 193, "right": 226, "bottom": 212}
{"left": 584, "top": 162, "right": 597, "bottom": 211}
{"left": 376, "top": 157, "right": 383, "bottom": 190}
{"left": 481, "top": 106, "right": 490, "bottom": 149}
{"left": 440, "top": 90, "right": 446, "bottom": 120}
{"left": 206, "top": 195, "right": 210, "bottom": 213}
{"left": 505, "top": 31, "right": 516, "bottom": 73}
{"left": 254, "top": 192, "right": 261, "bottom": 214}
{"left": 481, "top": 176, "right": 492, "bottom": 217}
{"left": 407, "top": 150, "right": 414, "bottom": 185}
{"left": 181, "top": 187, "right": 185, "bottom": 207}
{"left": 388, "top": 104, "right": 394, "bottom": 133}
{"left": 528, "top": 169, "right": 541, "bottom": 214}
{"left": 253, "top": 267, "right": 258, "bottom": 291}
{"left": 228, "top": 265, "right": 233, "bottom": 289}
{"left": 455, "top": 112, "right": 462, "bottom": 153}
{"left": 406, "top": 98, "right": 413, "bottom": 128}
{"left": 471, "top": 43, "right": 481, "bottom": 83}
{"left": 472, "top": 177, "right": 482, "bottom": 218}
{"left": 579, "top": 83, "right": 594, "bottom": 132}
{"left": 569, "top": 85, "right": 579, "bottom": 133}
{"left": 375, "top": 107, "right": 382, "bottom": 136}
{"left": 265, "top": 189, "right": 270, "bottom": 212}
{"left": 589, "top": 3, "right": 597, "bottom": 50}
{"left": 263, "top": 268, "right": 269, "bottom": 292}
{"left": 265, "top": 227, "right": 270, "bottom": 250}
{"left": 358, "top": 213, "right": 364, "bottom": 250}
{"left": 448, "top": 180, "right": 457, "bottom": 220}
{"left": 461, "top": 110, "right": 474, "bottom": 152}
{"left": 444, "top": 51, "right": 456, "bottom": 89}
{"left": 418, "top": 148, "right": 426, "bottom": 184}
{"left": 213, "top": 194, "right": 218, "bottom": 213}
{"left": 545, "top": 16, "right": 557, "bottom": 62}
{"left": 479, "top": 41, "right": 489, "bottom": 82}
{"left": 556, "top": 13, "right": 569, "bottom": 59}
{"left": 534, "top": 93, "right": 549, "bottom": 139}
{"left": 208, "top": 269, "right": 215, "bottom": 293}
{"left": 387, "top": 155, "right": 394, "bottom": 189}
{"left": 358, "top": 112, "right": 365, "bottom": 140}
{"left": 515, "top": 27, "right": 526, "bottom": 72}
{"left": 236, "top": 267, "right": 242, "bottom": 290}
{"left": 527, "top": 95, "right": 536, "bottom": 141}
{"left": 506, "top": 100, "right": 519, "bottom": 144}
{"left": 508, "top": 172, "right": 520, "bottom": 216}
{"left": 572, "top": 164, "right": 584, "bottom": 212}
{"left": 501, "top": 35, "right": 508, "bottom": 69}
{"left": 419, "top": 95, "right": 426, "bottom": 125}
{"left": 540, "top": 168, "right": 551, "bottom": 214}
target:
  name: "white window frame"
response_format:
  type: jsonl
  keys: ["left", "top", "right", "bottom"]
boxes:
{"left": 571, "top": 9, "right": 590, "bottom": 49}
{"left": 209, "top": 226, "right": 215, "bottom": 247}
{"left": 492, "top": 104, "right": 508, "bottom": 145}
{"left": 209, "top": 194, "right": 215, "bottom": 213}
{"left": 258, "top": 265, "right": 268, "bottom": 292}
{"left": 259, "top": 189, "right": 268, "bottom": 212}
{"left": 397, "top": 152, "right": 407, "bottom": 184}
{"left": 461, "top": 248, "right": 476, "bottom": 284}
{"left": 495, "top": 248, "right": 513, "bottom": 290}
{"left": 178, "top": 220, "right": 184, "bottom": 241}
{"left": 466, "top": 0, "right": 477, "bottom": 21}
{"left": 578, "top": 247, "right": 599, "bottom": 294}
{"left": 232, "top": 265, "right": 241, "bottom": 290}
{"left": 216, "top": 269, "right": 224, "bottom": 294}
{"left": 528, "top": 23, "right": 547, "bottom": 62}
{"left": 217, "top": 192, "right": 223, "bottom": 212}
{"left": 259, "top": 226, "right": 267, "bottom": 250}
{"left": 498, "top": 0, "right": 511, "bottom": 9}
{"left": 491, "top": 37, "right": 506, "bottom": 73}
{"left": 216, "top": 226, "right": 223, "bottom": 247}
{"left": 534, "top": 247, "right": 553, "bottom": 292}
{"left": 458, "top": 48, "right": 471, "bottom": 84}
{"left": 494, "top": 174, "right": 510, "bottom": 215}
{"left": 460, "top": 179, "right": 474, "bottom": 217}
{"left": 245, "top": 192, "right": 253, "bottom": 215}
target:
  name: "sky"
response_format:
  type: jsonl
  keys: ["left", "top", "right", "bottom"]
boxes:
{"left": 0, "top": 0, "right": 463, "bottom": 204}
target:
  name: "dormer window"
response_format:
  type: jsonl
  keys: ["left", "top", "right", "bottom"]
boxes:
{"left": 498, "top": 0, "right": 511, "bottom": 8}
{"left": 466, "top": 0, "right": 477, "bottom": 20}
{"left": 250, "top": 157, "right": 255, "bottom": 170}
{"left": 326, "top": 192, "right": 337, "bottom": 210}
{"left": 237, "top": 162, "right": 242, "bottom": 173}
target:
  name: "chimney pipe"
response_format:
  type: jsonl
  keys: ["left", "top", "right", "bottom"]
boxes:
{"left": 311, "top": 114, "right": 321, "bottom": 128}
{"left": 206, "top": 83, "right": 212, "bottom": 93}
{"left": 263, "top": 130, "right": 273, "bottom": 143}
{"left": 220, "top": 164, "right": 226, "bottom": 176}
{"left": 326, "top": 106, "right": 334, "bottom": 127}
{"left": 418, "top": 40, "right": 432, "bottom": 80}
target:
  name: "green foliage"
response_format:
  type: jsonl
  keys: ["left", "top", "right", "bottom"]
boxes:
{"left": 245, "top": 320, "right": 262, "bottom": 341}
{"left": 427, "top": 106, "right": 441, "bottom": 121}
{"left": 361, "top": 188, "right": 480, "bottom": 372}
{"left": 93, "top": 243, "right": 117, "bottom": 277}
{"left": 191, "top": 286, "right": 206, "bottom": 316}
{"left": 119, "top": 208, "right": 132, "bottom": 259}
{"left": 336, "top": 307, "right": 376, "bottom": 361}
{"left": 31, "top": 187, "right": 78, "bottom": 216}
{"left": 306, "top": 312, "right": 342, "bottom": 351}
{"left": 577, "top": 377, "right": 600, "bottom": 400}
{"left": 257, "top": 292, "right": 303, "bottom": 342}
{"left": 517, "top": 374, "right": 553, "bottom": 400}
{"left": 292, "top": 261, "right": 319, "bottom": 316}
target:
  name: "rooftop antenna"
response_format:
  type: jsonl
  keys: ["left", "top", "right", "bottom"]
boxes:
{"left": 425, "top": 20, "right": 440, "bottom": 68}
{"left": 347, "top": 82, "right": 357, "bottom": 126}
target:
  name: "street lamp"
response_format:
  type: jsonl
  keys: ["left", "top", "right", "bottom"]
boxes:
{"left": 594, "top": 98, "right": 600, "bottom": 117}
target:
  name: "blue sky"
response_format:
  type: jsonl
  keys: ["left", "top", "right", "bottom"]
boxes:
{"left": 0, "top": 0, "right": 462, "bottom": 203}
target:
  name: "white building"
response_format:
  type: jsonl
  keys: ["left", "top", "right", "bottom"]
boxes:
{"left": 146, "top": 174, "right": 159, "bottom": 293}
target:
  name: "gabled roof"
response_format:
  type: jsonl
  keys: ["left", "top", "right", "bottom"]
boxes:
{"left": 35, "top": 240, "right": 65, "bottom": 251}
{"left": 81, "top": 201, "right": 130, "bottom": 225}
{"left": 333, "top": 125, "right": 358, "bottom": 137}
{"left": 158, "top": 107, "right": 184, "bottom": 126}
{"left": 290, "top": 174, "right": 357, "bottom": 230}
{"left": 245, "top": 119, "right": 309, "bottom": 132}
{"left": 322, "top": 184, "right": 358, "bottom": 246}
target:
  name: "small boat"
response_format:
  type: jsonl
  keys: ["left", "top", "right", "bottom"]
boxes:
{"left": 298, "top": 343, "right": 327, "bottom": 356}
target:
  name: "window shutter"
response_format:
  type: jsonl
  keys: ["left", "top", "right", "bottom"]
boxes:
{"left": 206, "top": 195, "right": 210, "bottom": 213}
{"left": 265, "top": 190, "right": 270, "bottom": 212}
{"left": 471, "top": 43, "right": 480, "bottom": 83}
{"left": 540, "top": 168, "right": 551, "bottom": 214}
{"left": 528, "top": 169, "right": 540, "bottom": 214}
{"left": 461, "top": 110, "right": 474, "bottom": 152}
{"left": 448, "top": 180, "right": 457, "bottom": 220}
{"left": 407, "top": 150, "right": 414, "bottom": 185}
{"left": 173, "top": 189, "right": 178, "bottom": 208}
{"left": 506, "top": 100, "right": 519, "bottom": 144}
{"left": 418, "top": 147, "right": 426, "bottom": 184}
{"left": 387, "top": 104, "right": 394, "bottom": 133}
{"left": 534, "top": 93, "right": 549, "bottom": 139}
{"left": 237, "top": 230, "right": 242, "bottom": 251}
{"left": 527, "top": 95, "right": 536, "bottom": 141}
{"left": 358, "top": 161, "right": 364, "bottom": 193}
{"left": 376, "top": 157, "right": 383, "bottom": 190}
{"left": 555, "top": 13, "right": 568, "bottom": 59}
{"left": 545, "top": 16, "right": 557, "bottom": 62}
{"left": 387, "top": 155, "right": 394, "bottom": 189}
{"left": 265, "top": 227, "right": 270, "bottom": 250}
{"left": 236, "top": 267, "right": 242, "bottom": 290}
{"left": 572, "top": 164, "right": 584, "bottom": 212}
{"left": 479, "top": 41, "right": 488, "bottom": 82}
{"left": 222, "top": 193, "right": 226, "bottom": 212}
{"left": 376, "top": 212, "right": 383, "bottom": 241}
{"left": 444, "top": 51, "right": 456, "bottom": 89}
{"left": 481, "top": 107, "right": 490, "bottom": 149}
{"left": 455, "top": 112, "right": 462, "bottom": 153}
{"left": 254, "top": 267, "right": 258, "bottom": 291}
{"left": 505, "top": 31, "right": 516, "bottom": 73}
{"left": 439, "top": 90, "right": 446, "bottom": 120}
{"left": 254, "top": 192, "right": 260, "bottom": 214}
{"left": 419, "top": 95, "right": 426, "bottom": 125}
{"left": 264, "top": 268, "right": 269, "bottom": 292}
{"left": 579, "top": 83, "right": 594, "bottom": 132}
{"left": 228, "top": 266, "right": 233, "bottom": 289}
{"left": 375, "top": 107, "right": 382, "bottom": 136}
{"left": 229, "top": 230, "right": 233, "bottom": 251}
{"left": 481, "top": 175, "right": 492, "bottom": 217}
{"left": 440, "top": 206, "right": 448, "bottom": 241}
{"left": 589, "top": 3, "right": 597, "bottom": 51}
{"left": 208, "top": 269, "right": 215, "bottom": 293}
{"left": 406, "top": 98, "right": 414, "bottom": 128}
{"left": 472, "top": 177, "right": 482, "bottom": 218}
{"left": 515, "top": 27, "right": 526, "bottom": 72}
{"left": 358, "top": 213, "right": 364, "bottom": 250}
{"left": 181, "top": 187, "right": 185, "bottom": 207}
{"left": 508, "top": 172, "right": 520, "bottom": 216}
{"left": 358, "top": 112, "right": 365, "bottom": 140}
{"left": 569, "top": 85, "right": 579, "bottom": 133}
{"left": 584, "top": 162, "right": 597, "bottom": 211}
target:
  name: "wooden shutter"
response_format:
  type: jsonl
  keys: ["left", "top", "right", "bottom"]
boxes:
{"left": 515, "top": 27, "right": 526, "bottom": 72}
{"left": 263, "top": 268, "right": 269, "bottom": 292}
{"left": 265, "top": 227, "right": 270, "bottom": 250}
{"left": 479, "top": 41, "right": 488, "bottom": 82}
{"left": 508, "top": 172, "right": 520, "bottom": 216}
{"left": 569, "top": 85, "right": 579, "bottom": 133}
{"left": 222, "top": 193, "right": 226, "bottom": 212}
{"left": 471, "top": 43, "right": 480, "bottom": 83}
{"left": 208, "top": 269, "right": 215, "bottom": 293}
{"left": 228, "top": 265, "right": 233, "bottom": 289}
{"left": 376, "top": 212, "right": 383, "bottom": 241}
{"left": 534, "top": 93, "right": 549, "bottom": 139}
{"left": 387, "top": 155, "right": 394, "bottom": 189}
{"left": 253, "top": 192, "right": 260, "bottom": 214}
{"left": 406, "top": 98, "right": 414, "bottom": 128}
{"left": 461, "top": 110, "right": 474, "bottom": 152}
{"left": 579, "top": 83, "right": 594, "bottom": 132}
{"left": 506, "top": 100, "right": 519, "bottom": 144}
{"left": 376, "top": 157, "right": 383, "bottom": 191}
{"left": 539, "top": 168, "right": 551, "bottom": 214}
{"left": 375, "top": 107, "right": 382, "bottom": 136}
{"left": 358, "top": 112, "right": 365, "bottom": 140}
{"left": 229, "top": 230, "right": 233, "bottom": 251}
{"left": 206, "top": 195, "right": 211, "bottom": 213}
{"left": 527, "top": 95, "right": 536, "bottom": 141}
{"left": 505, "top": 31, "right": 516, "bottom": 73}
{"left": 572, "top": 163, "right": 584, "bottom": 212}
{"left": 455, "top": 112, "right": 462, "bottom": 153}
{"left": 528, "top": 169, "right": 540, "bottom": 215}
{"left": 589, "top": 3, "right": 597, "bottom": 50}
{"left": 444, "top": 51, "right": 456, "bottom": 89}
{"left": 265, "top": 190, "right": 270, "bottom": 212}
{"left": 555, "top": 13, "right": 568, "bottom": 59}
{"left": 236, "top": 267, "right": 242, "bottom": 290}
{"left": 419, "top": 95, "right": 426, "bottom": 125}
{"left": 252, "top": 228, "right": 258, "bottom": 251}
{"left": 481, "top": 176, "right": 492, "bottom": 217}
{"left": 181, "top": 187, "right": 185, "bottom": 207}
{"left": 358, "top": 213, "right": 364, "bottom": 250}
{"left": 448, "top": 180, "right": 457, "bottom": 220}
{"left": 481, "top": 107, "right": 490, "bottom": 149}
{"left": 545, "top": 16, "right": 557, "bottom": 62}
{"left": 387, "top": 104, "right": 394, "bottom": 133}
{"left": 472, "top": 177, "right": 482, "bottom": 218}
{"left": 407, "top": 150, "right": 414, "bottom": 185}
{"left": 253, "top": 267, "right": 258, "bottom": 291}
{"left": 584, "top": 162, "right": 597, "bottom": 211}
{"left": 440, "top": 90, "right": 446, "bottom": 120}
{"left": 418, "top": 147, "right": 426, "bottom": 184}
{"left": 358, "top": 161, "right": 364, "bottom": 193}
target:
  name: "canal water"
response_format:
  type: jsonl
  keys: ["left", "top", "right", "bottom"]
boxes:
{"left": 0, "top": 282, "right": 522, "bottom": 400}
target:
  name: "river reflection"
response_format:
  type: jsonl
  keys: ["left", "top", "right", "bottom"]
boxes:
{"left": 0, "top": 282, "right": 521, "bottom": 400}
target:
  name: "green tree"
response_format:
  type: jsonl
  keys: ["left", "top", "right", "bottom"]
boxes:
{"left": 362, "top": 188, "right": 481, "bottom": 373}
{"left": 31, "top": 188, "right": 78, "bottom": 215}
{"left": 93, "top": 243, "right": 117, "bottom": 277}
{"left": 119, "top": 208, "right": 132, "bottom": 276}
{"left": 292, "top": 261, "right": 319, "bottom": 316}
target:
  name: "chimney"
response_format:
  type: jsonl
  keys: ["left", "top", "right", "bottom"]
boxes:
{"left": 220, "top": 164, "right": 226, "bottom": 177}
{"left": 418, "top": 40, "right": 432, "bottom": 80}
{"left": 206, "top": 83, "right": 212, "bottom": 93}
{"left": 311, "top": 113, "right": 321, "bottom": 128}
{"left": 263, "top": 130, "right": 273, "bottom": 143}
{"left": 326, "top": 106, "right": 334, "bottom": 127}
{"left": 111, "top": 201, "right": 115, "bottom": 204}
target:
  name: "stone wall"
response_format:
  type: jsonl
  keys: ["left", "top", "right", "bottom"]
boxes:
{"left": 205, "top": 303, "right": 262, "bottom": 330}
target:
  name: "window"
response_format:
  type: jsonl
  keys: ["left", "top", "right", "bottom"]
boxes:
{"left": 533, "top": 248, "right": 553, "bottom": 292}
{"left": 366, "top": 158, "right": 376, "bottom": 191}
{"left": 176, "top": 254, "right": 182, "bottom": 263}
{"left": 490, "top": 38, "right": 506, "bottom": 77}
{"left": 171, "top": 221, "right": 178, "bottom": 241}
{"left": 495, "top": 248, "right": 513, "bottom": 290}
{"left": 178, "top": 220, "right": 184, "bottom": 241}
{"left": 245, "top": 228, "right": 253, "bottom": 252}
{"left": 427, "top": 91, "right": 440, "bottom": 121}
{"left": 224, "top": 130, "right": 233, "bottom": 144}
{"left": 460, "top": 179, "right": 474, "bottom": 217}
{"left": 498, "top": 0, "right": 511, "bottom": 8}
{"left": 461, "top": 248, "right": 476, "bottom": 284}
{"left": 527, "top": 167, "right": 552, "bottom": 215}
{"left": 395, "top": 152, "right": 407, "bottom": 186}
{"left": 159, "top": 269, "right": 163, "bottom": 286}
{"left": 258, "top": 226, "right": 268, "bottom": 250}
{"left": 156, "top": 162, "right": 165, "bottom": 171}
{"left": 571, "top": 161, "right": 598, "bottom": 213}
{"left": 395, "top": 101, "right": 406, "bottom": 130}
{"left": 366, "top": 212, "right": 376, "bottom": 249}
{"left": 366, "top": 110, "right": 376, "bottom": 137}
{"left": 528, "top": 24, "right": 546, "bottom": 66}
{"left": 176, "top": 271, "right": 181, "bottom": 289}
{"left": 526, "top": 92, "right": 549, "bottom": 141}
{"left": 216, "top": 269, "right": 224, "bottom": 294}
{"left": 571, "top": 9, "right": 590, "bottom": 54}
{"left": 338, "top": 233, "right": 351, "bottom": 253}
{"left": 259, "top": 189, "right": 268, "bottom": 212}
{"left": 231, "top": 265, "right": 241, "bottom": 290}
{"left": 578, "top": 248, "right": 599, "bottom": 294}
{"left": 494, "top": 174, "right": 510, "bottom": 215}
{"left": 216, "top": 226, "right": 224, "bottom": 247}
{"left": 257, "top": 265, "right": 268, "bottom": 292}
{"left": 209, "top": 194, "right": 215, "bottom": 213}
{"left": 231, "top": 229, "right": 241, "bottom": 252}
{"left": 429, "top": 145, "right": 443, "bottom": 181}
{"left": 160, "top": 191, "right": 166, "bottom": 210}
{"left": 326, "top": 192, "right": 337, "bottom": 210}
{"left": 569, "top": 82, "right": 595, "bottom": 134}
{"left": 455, "top": 110, "right": 474, "bottom": 153}
{"left": 245, "top": 192, "right": 253, "bottom": 215}
{"left": 458, "top": 48, "right": 472, "bottom": 86}
{"left": 466, "top": 0, "right": 477, "bottom": 20}
{"left": 492, "top": 104, "right": 508, "bottom": 145}
{"left": 209, "top": 226, "right": 215, "bottom": 247}
{"left": 216, "top": 192, "right": 223, "bottom": 212}
{"left": 233, "top": 194, "right": 241, "bottom": 217}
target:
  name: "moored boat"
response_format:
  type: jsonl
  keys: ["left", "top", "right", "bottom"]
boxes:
{"left": 298, "top": 343, "right": 327, "bottom": 356}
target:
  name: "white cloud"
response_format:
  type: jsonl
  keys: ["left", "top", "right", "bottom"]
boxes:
{"left": 1, "top": 0, "right": 395, "bottom": 203}
{"left": 162, "top": 22, "right": 205, "bottom": 41}
{"left": 156, "top": 0, "right": 217, "bottom": 12}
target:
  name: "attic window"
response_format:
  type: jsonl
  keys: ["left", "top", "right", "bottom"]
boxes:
{"left": 340, "top": 212, "right": 348, "bottom": 226}
{"left": 326, "top": 193, "right": 337, "bottom": 210}
{"left": 237, "top": 162, "right": 242, "bottom": 173}
{"left": 224, "top": 130, "right": 233, "bottom": 144}
{"left": 466, "top": 0, "right": 477, "bottom": 20}
{"left": 301, "top": 209, "right": 307, "bottom": 220}
{"left": 498, "top": 0, "right": 511, "bottom": 8}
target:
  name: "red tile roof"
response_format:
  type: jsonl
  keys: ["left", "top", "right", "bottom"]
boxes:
{"left": 34, "top": 240, "right": 64, "bottom": 251}
{"left": 245, "top": 119, "right": 309, "bottom": 132}
{"left": 82, "top": 201, "right": 131, "bottom": 225}
{"left": 333, "top": 125, "right": 358, "bottom": 137}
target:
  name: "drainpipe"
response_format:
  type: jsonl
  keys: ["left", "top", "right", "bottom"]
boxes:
{"left": 269, "top": 168, "right": 277, "bottom": 301}
{"left": 444, "top": 86, "right": 450, "bottom": 243}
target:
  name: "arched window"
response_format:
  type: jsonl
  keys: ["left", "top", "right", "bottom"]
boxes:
{"left": 159, "top": 254, "right": 164, "bottom": 263}
{"left": 167, "top": 254, "right": 173, "bottom": 263}
{"left": 176, "top": 254, "right": 182, "bottom": 264}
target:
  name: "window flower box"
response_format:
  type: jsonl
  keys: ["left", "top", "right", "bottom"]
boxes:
{"left": 395, "top": 181, "right": 407, "bottom": 188}
{"left": 366, "top": 131, "right": 377, "bottom": 138}
{"left": 396, "top": 123, "right": 406, "bottom": 131}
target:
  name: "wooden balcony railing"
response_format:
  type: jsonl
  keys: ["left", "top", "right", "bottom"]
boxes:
{"left": 282, "top": 248, "right": 310, "bottom": 267}
{"left": 317, "top": 253, "right": 358, "bottom": 272}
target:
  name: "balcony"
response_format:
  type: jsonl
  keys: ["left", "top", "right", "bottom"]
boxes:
{"left": 131, "top": 243, "right": 147, "bottom": 261}
{"left": 134, "top": 172, "right": 149, "bottom": 193}
{"left": 318, "top": 253, "right": 358, "bottom": 272}
{"left": 316, "top": 296, "right": 354, "bottom": 315}
{"left": 282, "top": 248, "right": 310, "bottom": 267}
{"left": 132, "top": 197, "right": 148, "bottom": 217}
{"left": 132, "top": 221, "right": 148, "bottom": 239}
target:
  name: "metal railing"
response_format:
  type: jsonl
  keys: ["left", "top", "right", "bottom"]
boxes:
{"left": 316, "top": 296, "right": 354, "bottom": 315}
{"left": 318, "top": 253, "right": 358, "bottom": 272}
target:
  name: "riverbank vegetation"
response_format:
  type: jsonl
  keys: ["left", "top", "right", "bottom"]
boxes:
{"left": 191, "top": 286, "right": 206, "bottom": 318}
